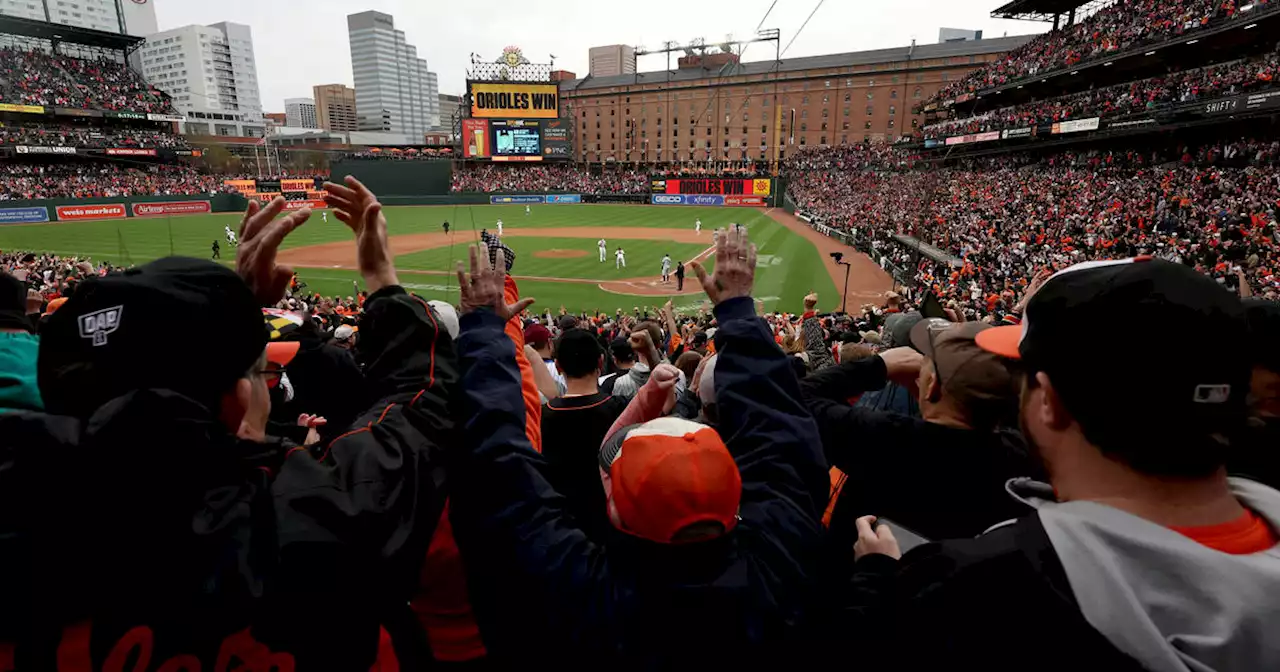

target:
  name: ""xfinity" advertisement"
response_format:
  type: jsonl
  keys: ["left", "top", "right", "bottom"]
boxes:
{"left": 651, "top": 194, "right": 726, "bottom": 206}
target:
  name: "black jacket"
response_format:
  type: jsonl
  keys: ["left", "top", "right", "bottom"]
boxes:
{"left": 800, "top": 356, "right": 1041, "bottom": 544}
{"left": 880, "top": 514, "right": 1145, "bottom": 671}
{"left": 0, "top": 285, "right": 455, "bottom": 670}
{"left": 449, "top": 297, "right": 829, "bottom": 670}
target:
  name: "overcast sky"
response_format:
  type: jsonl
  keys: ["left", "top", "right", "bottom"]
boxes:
{"left": 155, "top": 0, "right": 1050, "bottom": 113}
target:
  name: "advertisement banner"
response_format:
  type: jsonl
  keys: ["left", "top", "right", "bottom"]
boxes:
{"left": 106, "top": 111, "right": 148, "bottom": 120}
{"left": 16, "top": 146, "right": 76, "bottom": 155}
{"left": 924, "top": 139, "right": 940, "bottom": 148}
{"left": 56, "top": 204, "right": 126, "bottom": 221}
{"left": 147, "top": 113, "right": 185, "bottom": 122}
{"left": 106, "top": 148, "right": 157, "bottom": 156}
{"left": 55, "top": 107, "right": 102, "bottom": 118}
{"left": 0, "top": 207, "right": 49, "bottom": 224}
{"left": 283, "top": 199, "right": 326, "bottom": 211}
{"left": 1107, "top": 118, "right": 1156, "bottom": 130}
{"left": 546, "top": 194, "right": 581, "bottom": 204}
{"left": 652, "top": 195, "right": 687, "bottom": 205}
{"left": 725, "top": 196, "right": 766, "bottom": 206}
{"left": 224, "top": 179, "right": 257, "bottom": 193}
{"left": 468, "top": 82, "right": 560, "bottom": 119}
{"left": 170, "top": 149, "right": 204, "bottom": 157}
{"left": 657, "top": 179, "right": 764, "bottom": 196}
{"left": 1051, "top": 117, "right": 1100, "bottom": 134}
{"left": 490, "top": 155, "right": 543, "bottom": 162}
{"left": 1001, "top": 127, "right": 1033, "bottom": 139}
{"left": 0, "top": 103, "right": 44, "bottom": 114}
{"left": 462, "top": 118, "right": 490, "bottom": 158}
{"left": 945, "top": 131, "right": 1001, "bottom": 146}
{"left": 489, "top": 195, "right": 546, "bottom": 204}
{"left": 1243, "top": 89, "right": 1280, "bottom": 112}
{"left": 132, "top": 201, "right": 212, "bottom": 216}
{"left": 540, "top": 119, "right": 571, "bottom": 158}
{"left": 280, "top": 178, "right": 314, "bottom": 191}
{"left": 686, "top": 195, "right": 725, "bottom": 206}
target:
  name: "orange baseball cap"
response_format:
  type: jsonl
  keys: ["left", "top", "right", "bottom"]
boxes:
{"left": 599, "top": 417, "right": 741, "bottom": 543}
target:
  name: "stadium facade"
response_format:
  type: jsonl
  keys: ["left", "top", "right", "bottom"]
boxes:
{"left": 558, "top": 35, "right": 1031, "bottom": 165}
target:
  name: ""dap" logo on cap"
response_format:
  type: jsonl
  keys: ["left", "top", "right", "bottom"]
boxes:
{"left": 78, "top": 306, "right": 123, "bottom": 347}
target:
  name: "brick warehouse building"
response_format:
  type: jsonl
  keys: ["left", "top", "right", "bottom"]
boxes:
{"left": 558, "top": 35, "right": 1032, "bottom": 164}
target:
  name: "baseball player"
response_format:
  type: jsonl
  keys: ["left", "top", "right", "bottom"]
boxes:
{"left": 322, "top": 211, "right": 328, "bottom": 223}
{"left": 598, "top": 238, "right": 608, "bottom": 262}
{"left": 695, "top": 218, "right": 702, "bottom": 234}
{"left": 224, "top": 225, "right": 238, "bottom": 248}
{"left": 211, "top": 240, "right": 220, "bottom": 260}
{"left": 661, "top": 254, "right": 672, "bottom": 283}
{"left": 615, "top": 247, "right": 626, "bottom": 269}
{"left": 525, "top": 205, "right": 531, "bottom": 216}
{"left": 497, "top": 219, "right": 504, "bottom": 237}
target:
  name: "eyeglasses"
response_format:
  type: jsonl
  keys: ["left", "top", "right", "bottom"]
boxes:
{"left": 255, "top": 366, "right": 287, "bottom": 389}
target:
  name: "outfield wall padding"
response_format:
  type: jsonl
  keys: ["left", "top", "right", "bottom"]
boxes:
{"left": 0, "top": 193, "right": 248, "bottom": 221}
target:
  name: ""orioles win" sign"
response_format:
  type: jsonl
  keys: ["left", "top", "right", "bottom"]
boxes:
{"left": 469, "top": 82, "right": 559, "bottom": 119}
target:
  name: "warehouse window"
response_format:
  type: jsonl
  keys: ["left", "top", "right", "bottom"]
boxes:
{"left": 866, "top": 106, "right": 873, "bottom": 116}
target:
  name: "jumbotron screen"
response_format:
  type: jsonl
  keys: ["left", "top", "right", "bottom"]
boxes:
{"left": 491, "top": 119, "right": 541, "bottom": 161}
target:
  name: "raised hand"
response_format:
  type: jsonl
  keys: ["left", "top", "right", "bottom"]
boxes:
{"left": 236, "top": 196, "right": 310, "bottom": 306}
{"left": 804, "top": 291, "right": 819, "bottom": 312}
{"left": 322, "top": 176, "right": 398, "bottom": 294}
{"left": 456, "top": 244, "right": 534, "bottom": 320}
{"left": 691, "top": 226, "right": 757, "bottom": 306}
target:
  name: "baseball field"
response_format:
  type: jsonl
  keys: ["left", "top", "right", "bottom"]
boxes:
{"left": 0, "top": 204, "right": 893, "bottom": 314}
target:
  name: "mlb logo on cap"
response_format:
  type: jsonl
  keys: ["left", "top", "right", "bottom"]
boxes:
{"left": 78, "top": 305, "right": 123, "bottom": 346}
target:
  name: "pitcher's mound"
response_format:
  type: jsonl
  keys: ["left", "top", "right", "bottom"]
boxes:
{"left": 534, "top": 249, "right": 589, "bottom": 259}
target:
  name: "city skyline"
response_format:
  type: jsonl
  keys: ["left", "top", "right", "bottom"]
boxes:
{"left": 152, "top": 0, "right": 1049, "bottom": 116}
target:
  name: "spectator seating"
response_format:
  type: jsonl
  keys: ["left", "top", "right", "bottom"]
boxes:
{"left": 0, "top": 46, "right": 176, "bottom": 114}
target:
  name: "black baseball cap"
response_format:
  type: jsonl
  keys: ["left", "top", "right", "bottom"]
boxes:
{"left": 976, "top": 258, "right": 1249, "bottom": 466}
{"left": 610, "top": 336, "right": 635, "bottom": 363}
{"left": 0, "top": 273, "right": 32, "bottom": 333}
{"left": 38, "top": 257, "right": 266, "bottom": 418}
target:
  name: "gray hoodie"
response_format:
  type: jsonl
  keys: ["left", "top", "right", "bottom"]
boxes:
{"left": 1008, "top": 478, "right": 1280, "bottom": 672}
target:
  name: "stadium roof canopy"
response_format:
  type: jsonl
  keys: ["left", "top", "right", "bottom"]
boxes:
{"left": 561, "top": 35, "right": 1035, "bottom": 92}
{"left": 0, "top": 14, "right": 143, "bottom": 52}
{"left": 991, "top": 0, "right": 1111, "bottom": 23}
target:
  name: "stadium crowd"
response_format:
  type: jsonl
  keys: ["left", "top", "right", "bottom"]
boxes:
{"left": 0, "top": 47, "right": 176, "bottom": 114}
{"left": 452, "top": 163, "right": 650, "bottom": 193}
{"left": 787, "top": 138, "right": 1280, "bottom": 319}
{"left": 0, "top": 162, "right": 228, "bottom": 200}
{"left": 0, "top": 121, "right": 190, "bottom": 150}
{"left": 924, "top": 52, "right": 1280, "bottom": 140}
{"left": 928, "top": 0, "right": 1271, "bottom": 105}
{"left": 1, "top": 175, "right": 1277, "bottom": 671}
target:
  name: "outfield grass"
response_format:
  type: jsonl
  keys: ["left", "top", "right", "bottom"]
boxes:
{"left": 0, "top": 204, "right": 836, "bottom": 313}
{"left": 394, "top": 237, "right": 712, "bottom": 280}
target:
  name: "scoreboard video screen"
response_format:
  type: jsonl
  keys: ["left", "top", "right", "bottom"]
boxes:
{"left": 491, "top": 120, "right": 541, "bottom": 160}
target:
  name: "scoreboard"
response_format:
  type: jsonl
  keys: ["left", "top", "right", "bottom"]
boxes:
{"left": 651, "top": 178, "right": 773, "bottom": 196}
{"left": 492, "top": 120, "right": 541, "bottom": 159}
{"left": 462, "top": 118, "right": 572, "bottom": 161}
